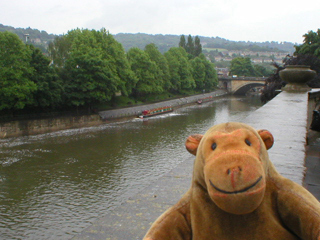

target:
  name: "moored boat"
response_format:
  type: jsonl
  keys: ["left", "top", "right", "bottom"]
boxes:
{"left": 197, "top": 96, "right": 213, "bottom": 104}
{"left": 138, "top": 106, "right": 173, "bottom": 118}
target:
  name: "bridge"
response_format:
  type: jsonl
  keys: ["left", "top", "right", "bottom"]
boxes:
{"left": 218, "top": 76, "right": 266, "bottom": 95}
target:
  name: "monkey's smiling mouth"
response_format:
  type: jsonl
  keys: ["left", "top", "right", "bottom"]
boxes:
{"left": 209, "top": 176, "right": 262, "bottom": 194}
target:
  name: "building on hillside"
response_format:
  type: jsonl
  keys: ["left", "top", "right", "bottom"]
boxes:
{"left": 32, "top": 38, "right": 42, "bottom": 44}
{"left": 216, "top": 68, "right": 229, "bottom": 77}
{"left": 214, "top": 50, "right": 288, "bottom": 64}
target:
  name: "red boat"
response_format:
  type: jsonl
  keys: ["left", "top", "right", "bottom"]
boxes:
{"left": 139, "top": 106, "right": 173, "bottom": 118}
{"left": 197, "top": 96, "right": 213, "bottom": 104}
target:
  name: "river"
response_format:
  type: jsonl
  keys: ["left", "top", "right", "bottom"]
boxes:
{"left": 0, "top": 95, "right": 263, "bottom": 240}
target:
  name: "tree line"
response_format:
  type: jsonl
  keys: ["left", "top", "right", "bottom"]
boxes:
{"left": 0, "top": 28, "right": 218, "bottom": 113}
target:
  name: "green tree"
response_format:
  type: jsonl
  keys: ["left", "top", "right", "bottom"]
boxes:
{"left": 253, "top": 64, "right": 272, "bottom": 77}
{"left": 95, "top": 28, "right": 137, "bottom": 96}
{"left": 179, "top": 35, "right": 202, "bottom": 58}
{"left": 191, "top": 54, "right": 218, "bottom": 91}
{"left": 179, "top": 35, "right": 186, "bottom": 49}
{"left": 0, "top": 31, "right": 37, "bottom": 110}
{"left": 127, "top": 47, "right": 162, "bottom": 98}
{"left": 200, "top": 54, "right": 218, "bottom": 90}
{"left": 63, "top": 29, "right": 121, "bottom": 107}
{"left": 28, "top": 45, "right": 63, "bottom": 108}
{"left": 48, "top": 28, "right": 134, "bottom": 107}
{"left": 291, "top": 29, "right": 320, "bottom": 88}
{"left": 48, "top": 35, "right": 71, "bottom": 68}
{"left": 230, "top": 57, "right": 256, "bottom": 76}
{"left": 164, "top": 49, "right": 181, "bottom": 91}
{"left": 191, "top": 57, "right": 206, "bottom": 90}
{"left": 295, "top": 29, "right": 320, "bottom": 57}
{"left": 186, "top": 34, "right": 194, "bottom": 57}
{"left": 145, "top": 43, "right": 171, "bottom": 91}
{"left": 165, "top": 47, "right": 195, "bottom": 93}
{"left": 194, "top": 36, "right": 202, "bottom": 57}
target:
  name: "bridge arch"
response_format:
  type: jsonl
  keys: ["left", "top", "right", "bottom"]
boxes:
{"left": 233, "top": 83, "right": 265, "bottom": 95}
{"left": 218, "top": 77, "right": 266, "bottom": 95}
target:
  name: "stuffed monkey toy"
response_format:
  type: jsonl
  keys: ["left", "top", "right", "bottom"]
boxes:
{"left": 143, "top": 122, "right": 320, "bottom": 240}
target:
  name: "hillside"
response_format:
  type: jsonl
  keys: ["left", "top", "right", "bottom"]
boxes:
{"left": 113, "top": 33, "right": 295, "bottom": 54}
{"left": 0, "top": 24, "right": 57, "bottom": 52}
{"left": 0, "top": 24, "right": 295, "bottom": 54}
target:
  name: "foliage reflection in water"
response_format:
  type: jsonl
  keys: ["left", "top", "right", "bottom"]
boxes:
{"left": 0, "top": 96, "right": 263, "bottom": 240}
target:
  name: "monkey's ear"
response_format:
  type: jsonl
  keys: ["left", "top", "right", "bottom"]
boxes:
{"left": 258, "top": 129, "right": 274, "bottom": 150}
{"left": 185, "top": 134, "right": 203, "bottom": 156}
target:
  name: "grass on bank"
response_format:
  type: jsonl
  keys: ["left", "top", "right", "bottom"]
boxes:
{"left": 94, "top": 90, "right": 203, "bottom": 110}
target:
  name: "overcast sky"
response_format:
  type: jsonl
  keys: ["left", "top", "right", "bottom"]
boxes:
{"left": 1, "top": 0, "right": 319, "bottom": 44}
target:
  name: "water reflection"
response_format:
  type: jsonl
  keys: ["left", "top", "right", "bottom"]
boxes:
{"left": 0, "top": 96, "right": 263, "bottom": 240}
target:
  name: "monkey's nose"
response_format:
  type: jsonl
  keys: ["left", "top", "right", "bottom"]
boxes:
{"left": 227, "top": 166, "right": 242, "bottom": 175}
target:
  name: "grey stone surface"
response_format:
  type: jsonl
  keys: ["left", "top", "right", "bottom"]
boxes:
{"left": 244, "top": 91, "right": 309, "bottom": 184}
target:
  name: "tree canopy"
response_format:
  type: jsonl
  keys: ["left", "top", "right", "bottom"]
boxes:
{"left": 230, "top": 57, "right": 256, "bottom": 76}
{"left": 50, "top": 28, "right": 136, "bottom": 106}
{"left": 261, "top": 28, "right": 320, "bottom": 103}
{"left": 179, "top": 35, "right": 202, "bottom": 58}
{"left": 127, "top": 47, "right": 162, "bottom": 98}
{"left": 145, "top": 43, "right": 171, "bottom": 91}
{"left": 28, "top": 44, "right": 63, "bottom": 108}
{"left": 229, "top": 56, "right": 270, "bottom": 77}
{"left": 191, "top": 54, "right": 218, "bottom": 91}
{"left": 0, "top": 28, "right": 219, "bottom": 113}
{"left": 295, "top": 29, "right": 320, "bottom": 57}
{"left": 165, "top": 47, "right": 195, "bottom": 92}
{"left": 0, "top": 31, "right": 36, "bottom": 110}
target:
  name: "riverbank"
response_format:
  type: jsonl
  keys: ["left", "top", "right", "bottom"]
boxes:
{"left": 0, "top": 90, "right": 227, "bottom": 139}
{"left": 73, "top": 89, "right": 320, "bottom": 240}
{"left": 98, "top": 90, "right": 227, "bottom": 120}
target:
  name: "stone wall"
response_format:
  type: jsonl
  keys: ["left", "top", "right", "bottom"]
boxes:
{"left": 0, "top": 90, "right": 227, "bottom": 139}
{"left": 0, "top": 114, "right": 102, "bottom": 139}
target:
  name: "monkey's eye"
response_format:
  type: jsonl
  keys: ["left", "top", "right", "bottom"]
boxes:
{"left": 245, "top": 139, "right": 251, "bottom": 146}
{"left": 211, "top": 143, "right": 217, "bottom": 150}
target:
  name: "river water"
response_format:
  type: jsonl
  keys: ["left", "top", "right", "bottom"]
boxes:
{"left": 0, "top": 95, "right": 263, "bottom": 240}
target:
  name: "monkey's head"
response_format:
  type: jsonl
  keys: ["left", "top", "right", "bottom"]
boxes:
{"left": 186, "top": 122, "right": 274, "bottom": 215}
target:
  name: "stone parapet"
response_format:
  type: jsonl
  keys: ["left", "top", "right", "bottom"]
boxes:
{"left": 245, "top": 91, "right": 309, "bottom": 184}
